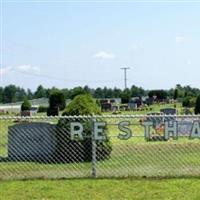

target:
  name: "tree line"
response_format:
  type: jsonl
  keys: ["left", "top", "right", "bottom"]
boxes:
{"left": 0, "top": 84, "right": 200, "bottom": 104}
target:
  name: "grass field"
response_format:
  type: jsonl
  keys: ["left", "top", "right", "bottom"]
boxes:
{"left": 0, "top": 103, "right": 200, "bottom": 199}
{"left": 1, "top": 136, "right": 200, "bottom": 179}
{"left": 1, "top": 178, "right": 200, "bottom": 200}
{"left": 1, "top": 107, "right": 200, "bottom": 180}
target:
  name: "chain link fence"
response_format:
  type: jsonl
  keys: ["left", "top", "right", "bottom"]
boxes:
{"left": 1, "top": 115, "right": 200, "bottom": 180}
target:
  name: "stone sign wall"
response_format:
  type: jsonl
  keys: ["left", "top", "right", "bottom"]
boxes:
{"left": 8, "top": 122, "right": 56, "bottom": 162}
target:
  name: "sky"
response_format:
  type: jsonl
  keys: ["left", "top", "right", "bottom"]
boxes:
{"left": 0, "top": 0, "right": 200, "bottom": 91}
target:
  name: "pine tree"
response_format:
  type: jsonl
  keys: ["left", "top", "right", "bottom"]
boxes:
{"left": 195, "top": 95, "right": 200, "bottom": 114}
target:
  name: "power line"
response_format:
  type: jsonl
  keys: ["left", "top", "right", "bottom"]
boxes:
{"left": 15, "top": 69, "right": 122, "bottom": 84}
{"left": 120, "top": 67, "right": 130, "bottom": 89}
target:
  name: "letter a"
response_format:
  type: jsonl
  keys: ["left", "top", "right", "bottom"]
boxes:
{"left": 190, "top": 121, "right": 200, "bottom": 139}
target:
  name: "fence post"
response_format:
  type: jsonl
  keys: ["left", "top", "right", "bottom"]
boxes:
{"left": 91, "top": 116, "right": 97, "bottom": 178}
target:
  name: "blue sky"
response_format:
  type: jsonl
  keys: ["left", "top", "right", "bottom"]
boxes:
{"left": 1, "top": 1, "right": 200, "bottom": 91}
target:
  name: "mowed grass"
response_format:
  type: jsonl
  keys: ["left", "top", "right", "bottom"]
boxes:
{"left": 0, "top": 103, "right": 200, "bottom": 180}
{"left": 1, "top": 111, "right": 200, "bottom": 179}
{"left": 1, "top": 140, "right": 200, "bottom": 180}
{"left": 1, "top": 178, "right": 200, "bottom": 200}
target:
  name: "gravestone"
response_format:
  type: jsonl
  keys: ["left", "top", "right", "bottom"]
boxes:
{"left": 8, "top": 122, "right": 56, "bottom": 162}
{"left": 177, "top": 119, "right": 193, "bottom": 136}
{"left": 101, "top": 103, "right": 112, "bottom": 112}
{"left": 160, "top": 108, "right": 176, "bottom": 115}
{"left": 21, "top": 110, "right": 32, "bottom": 117}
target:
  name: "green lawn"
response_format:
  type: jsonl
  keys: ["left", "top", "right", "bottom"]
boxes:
{"left": 1, "top": 139, "right": 200, "bottom": 180}
{"left": 1, "top": 111, "right": 200, "bottom": 180}
{"left": 1, "top": 178, "right": 200, "bottom": 200}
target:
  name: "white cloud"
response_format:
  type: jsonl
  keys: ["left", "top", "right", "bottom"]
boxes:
{"left": 93, "top": 51, "right": 116, "bottom": 59}
{"left": 175, "top": 36, "right": 186, "bottom": 44}
{"left": 0, "top": 65, "right": 41, "bottom": 77}
{"left": 17, "top": 65, "right": 40, "bottom": 74}
{"left": 0, "top": 66, "right": 12, "bottom": 76}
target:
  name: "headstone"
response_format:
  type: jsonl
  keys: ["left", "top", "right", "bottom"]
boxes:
{"left": 128, "top": 102, "right": 137, "bottom": 110}
{"left": 8, "top": 122, "right": 56, "bottom": 162}
{"left": 101, "top": 103, "right": 112, "bottom": 112}
{"left": 110, "top": 99, "right": 115, "bottom": 103}
{"left": 0, "top": 109, "right": 5, "bottom": 114}
{"left": 100, "top": 99, "right": 108, "bottom": 104}
{"left": 111, "top": 105, "right": 119, "bottom": 112}
{"left": 160, "top": 108, "right": 176, "bottom": 115}
{"left": 177, "top": 119, "right": 193, "bottom": 136}
{"left": 21, "top": 110, "right": 32, "bottom": 117}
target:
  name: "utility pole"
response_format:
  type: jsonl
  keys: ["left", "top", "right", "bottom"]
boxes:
{"left": 121, "top": 67, "right": 130, "bottom": 89}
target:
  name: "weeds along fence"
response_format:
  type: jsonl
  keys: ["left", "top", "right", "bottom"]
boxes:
{"left": 0, "top": 115, "right": 200, "bottom": 180}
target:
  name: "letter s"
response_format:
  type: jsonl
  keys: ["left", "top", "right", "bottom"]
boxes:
{"left": 118, "top": 121, "right": 132, "bottom": 140}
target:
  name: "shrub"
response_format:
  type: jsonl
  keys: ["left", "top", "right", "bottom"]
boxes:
{"left": 47, "top": 107, "right": 59, "bottom": 116}
{"left": 47, "top": 90, "right": 66, "bottom": 116}
{"left": 195, "top": 95, "right": 200, "bottom": 114}
{"left": 63, "top": 94, "right": 101, "bottom": 115}
{"left": 54, "top": 94, "right": 112, "bottom": 163}
{"left": 148, "top": 90, "right": 168, "bottom": 100}
{"left": 182, "top": 97, "right": 190, "bottom": 107}
{"left": 182, "top": 96, "right": 196, "bottom": 108}
{"left": 21, "top": 99, "right": 31, "bottom": 111}
{"left": 173, "top": 89, "right": 178, "bottom": 100}
{"left": 37, "top": 106, "right": 48, "bottom": 113}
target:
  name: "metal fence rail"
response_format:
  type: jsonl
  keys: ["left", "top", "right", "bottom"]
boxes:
{"left": 0, "top": 115, "right": 200, "bottom": 180}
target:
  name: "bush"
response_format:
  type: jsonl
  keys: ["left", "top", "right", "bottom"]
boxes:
{"left": 195, "top": 95, "right": 200, "bottom": 114}
{"left": 148, "top": 90, "right": 168, "bottom": 100}
{"left": 47, "top": 107, "right": 59, "bottom": 116}
{"left": 54, "top": 94, "right": 112, "bottom": 163}
{"left": 182, "top": 96, "right": 196, "bottom": 108}
{"left": 63, "top": 94, "right": 101, "bottom": 115}
{"left": 173, "top": 89, "right": 179, "bottom": 100}
{"left": 37, "top": 106, "right": 48, "bottom": 113}
{"left": 47, "top": 90, "right": 66, "bottom": 116}
{"left": 21, "top": 99, "right": 31, "bottom": 111}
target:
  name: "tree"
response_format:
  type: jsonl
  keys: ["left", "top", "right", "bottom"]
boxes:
{"left": 182, "top": 96, "right": 196, "bottom": 108}
{"left": 83, "top": 85, "right": 93, "bottom": 95}
{"left": 34, "top": 85, "right": 47, "bottom": 98}
{"left": 16, "top": 87, "right": 27, "bottom": 102}
{"left": 55, "top": 94, "right": 112, "bottom": 163}
{"left": 120, "top": 88, "right": 131, "bottom": 104}
{"left": 27, "top": 89, "right": 33, "bottom": 100}
{"left": 182, "top": 96, "right": 190, "bottom": 107}
{"left": 0, "top": 87, "right": 3, "bottom": 103}
{"left": 21, "top": 99, "right": 31, "bottom": 111}
{"left": 148, "top": 90, "right": 168, "bottom": 101}
{"left": 113, "top": 87, "right": 122, "bottom": 98}
{"left": 94, "top": 87, "right": 104, "bottom": 98}
{"left": 3, "top": 85, "right": 17, "bottom": 103}
{"left": 130, "top": 85, "right": 145, "bottom": 97}
{"left": 195, "top": 95, "right": 200, "bottom": 114}
{"left": 173, "top": 89, "right": 178, "bottom": 100}
{"left": 69, "top": 87, "right": 87, "bottom": 99}
{"left": 47, "top": 90, "right": 66, "bottom": 116}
